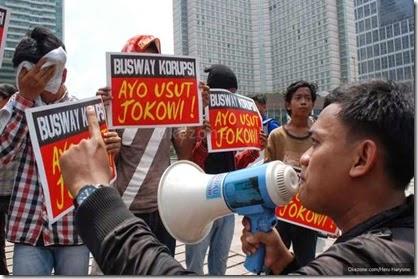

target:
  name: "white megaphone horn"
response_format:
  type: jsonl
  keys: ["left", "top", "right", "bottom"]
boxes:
{"left": 158, "top": 160, "right": 299, "bottom": 245}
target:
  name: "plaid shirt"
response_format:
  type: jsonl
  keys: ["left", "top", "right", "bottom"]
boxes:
{"left": 0, "top": 92, "right": 83, "bottom": 246}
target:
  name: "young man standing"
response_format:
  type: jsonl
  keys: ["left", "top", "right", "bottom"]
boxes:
{"left": 0, "top": 27, "right": 120, "bottom": 275}
{"left": 264, "top": 80, "right": 318, "bottom": 266}
{"left": 0, "top": 83, "right": 17, "bottom": 275}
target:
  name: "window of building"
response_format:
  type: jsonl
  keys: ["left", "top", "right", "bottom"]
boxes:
{"left": 371, "top": 16, "right": 378, "bottom": 29}
{"left": 366, "top": 32, "right": 372, "bottom": 44}
{"left": 372, "top": 30, "right": 379, "bottom": 42}
{"left": 389, "top": 69, "right": 396, "bottom": 80}
{"left": 410, "top": 34, "right": 414, "bottom": 47}
{"left": 401, "top": 20, "right": 408, "bottom": 33}
{"left": 360, "top": 47, "right": 367, "bottom": 60}
{"left": 359, "top": 34, "right": 366, "bottom": 46}
{"left": 388, "top": 55, "right": 395, "bottom": 68}
{"left": 379, "top": 27, "right": 386, "bottom": 40}
{"left": 367, "top": 46, "right": 373, "bottom": 58}
{"left": 395, "top": 53, "right": 403, "bottom": 66}
{"left": 375, "top": 58, "right": 381, "bottom": 70}
{"left": 396, "top": 68, "right": 404, "bottom": 80}
{"left": 394, "top": 38, "right": 402, "bottom": 51}
{"left": 403, "top": 51, "right": 411, "bottom": 64}
{"left": 370, "top": 2, "right": 377, "bottom": 14}
{"left": 364, "top": 4, "right": 370, "bottom": 17}
{"left": 365, "top": 18, "right": 371, "bottom": 30}
{"left": 381, "top": 57, "right": 388, "bottom": 69}
{"left": 386, "top": 25, "right": 393, "bottom": 38}
{"left": 387, "top": 40, "right": 394, "bottom": 53}
{"left": 402, "top": 35, "right": 409, "bottom": 49}
{"left": 374, "top": 44, "right": 380, "bottom": 56}
{"left": 359, "top": 20, "right": 365, "bottom": 32}
{"left": 368, "top": 60, "right": 374, "bottom": 72}
{"left": 409, "top": 20, "right": 414, "bottom": 32}
{"left": 358, "top": 7, "right": 364, "bottom": 19}
{"left": 404, "top": 66, "right": 412, "bottom": 79}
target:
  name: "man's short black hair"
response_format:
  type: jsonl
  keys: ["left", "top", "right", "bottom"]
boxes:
{"left": 0, "top": 83, "right": 17, "bottom": 99}
{"left": 12, "top": 26, "right": 65, "bottom": 68}
{"left": 285, "top": 80, "right": 317, "bottom": 115}
{"left": 205, "top": 64, "right": 238, "bottom": 90}
{"left": 251, "top": 94, "right": 266, "bottom": 105}
{"left": 335, "top": 80, "right": 414, "bottom": 190}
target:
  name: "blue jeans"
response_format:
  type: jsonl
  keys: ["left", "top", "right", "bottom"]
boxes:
{"left": 186, "top": 214, "right": 234, "bottom": 275}
{"left": 12, "top": 243, "right": 90, "bottom": 275}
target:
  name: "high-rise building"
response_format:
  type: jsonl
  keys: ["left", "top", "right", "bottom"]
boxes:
{"left": 0, "top": 0, "right": 64, "bottom": 85}
{"left": 173, "top": 0, "right": 358, "bottom": 97}
{"left": 354, "top": 0, "right": 414, "bottom": 83}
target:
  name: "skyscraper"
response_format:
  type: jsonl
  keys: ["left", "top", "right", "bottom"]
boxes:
{"left": 173, "top": 0, "right": 358, "bottom": 96}
{"left": 354, "top": 0, "right": 414, "bottom": 83}
{"left": 0, "top": 0, "right": 64, "bottom": 85}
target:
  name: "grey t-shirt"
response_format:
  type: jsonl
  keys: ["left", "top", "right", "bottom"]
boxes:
{"left": 114, "top": 127, "right": 173, "bottom": 214}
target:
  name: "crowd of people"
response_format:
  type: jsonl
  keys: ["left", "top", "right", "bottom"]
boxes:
{"left": 0, "top": 26, "right": 414, "bottom": 276}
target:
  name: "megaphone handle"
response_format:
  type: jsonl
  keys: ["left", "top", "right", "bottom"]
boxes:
{"left": 243, "top": 214, "right": 275, "bottom": 274}
{"left": 244, "top": 242, "right": 266, "bottom": 274}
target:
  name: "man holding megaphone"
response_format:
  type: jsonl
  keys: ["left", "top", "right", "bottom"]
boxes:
{"left": 60, "top": 80, "right": 414, "bottom": 275}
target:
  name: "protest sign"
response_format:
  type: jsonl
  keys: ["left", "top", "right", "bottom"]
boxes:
{"left": 106, "top": 52, "right": 202, "bottom": 128}
{"left": 0, "top": 6, "right": 10, "bottom": 67}
{"left": 276, "top": 193, "right": 339, "bottom": 235}
{"left": 25, "top": 97, "right": 116, "bottom": 224}
{"left": 206, "top": 89, "right": 262, "bottom": 153}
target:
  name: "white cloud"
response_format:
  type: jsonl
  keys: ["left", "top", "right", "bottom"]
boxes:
{"left": 64, "top": 0, "right": 174, "bottom": 99}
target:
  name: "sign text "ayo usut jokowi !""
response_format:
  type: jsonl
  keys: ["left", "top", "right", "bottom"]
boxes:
{"left": 206, "top": 89, "right": 262, "bottom": 153}
{"left": 107, "top": 53, "right": 203, "bottom": 128}
{"left": 25, "top": 97, "right": 116, "bottom": 224}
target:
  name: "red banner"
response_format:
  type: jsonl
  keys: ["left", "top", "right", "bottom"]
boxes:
{"left": 25, "top": 97, "right": 116, "bottom": 224}
{"left": 107, "top": 53, "right": 202, "bottom": 128}
{"left": 207, "top": 89, "right": 262, "bottom": 153}
{"left": 0, "top": 6, "right": 10, "bottom": 67}
{"left": 276, "top": 193, "right": 339, "bottom": 235}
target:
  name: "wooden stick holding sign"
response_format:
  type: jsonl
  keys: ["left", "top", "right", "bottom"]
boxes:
{"left": 106, "top": 52, "right": 203, "bottom": 128}
{"left": 25, "top": 97, "right": 116, "bottom": 224}
{"left": 206, "top": 89, "right": 263, "bottom": 153}
{"left": 0, "top": 6, "right": 10, "bottom": 68}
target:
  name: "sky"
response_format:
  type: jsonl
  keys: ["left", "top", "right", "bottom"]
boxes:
{"left": 64, "top": 0, "right": 174, "bottom": 99}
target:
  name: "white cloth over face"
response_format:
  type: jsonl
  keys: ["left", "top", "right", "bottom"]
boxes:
{"left": 15, "top": 46, "right": 67, "bottom": 94}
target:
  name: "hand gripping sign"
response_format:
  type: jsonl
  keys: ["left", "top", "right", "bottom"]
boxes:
{"left": 206, "top": 89, "right": 263, "bottom": 153}
{"left": 106, "top": 52, "right": 203, "bottom": 128}
{"left": 25, "top": 97, "right": 116, "bottom": 224}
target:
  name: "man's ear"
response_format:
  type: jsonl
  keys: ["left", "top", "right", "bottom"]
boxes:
{"left": 62, "top": 68, "right": 67, "bottom": 84}
{"left": 349, "top": 140, "right": 377, "bottom": 178}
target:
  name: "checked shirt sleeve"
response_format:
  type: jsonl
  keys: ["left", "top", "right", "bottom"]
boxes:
{"left": 0, "top": 94, "right": 34, "bottom": 166}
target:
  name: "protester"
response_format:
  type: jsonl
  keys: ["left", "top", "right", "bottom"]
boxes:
{"left": 0, "top": 27, "right": 120, "bottom": 275}
{"left": 96, "top": 34, "right": 195, "bottom": 257}
{"left": 59, "top": 79, "right": 413, "bottom": 275}
{"left": 0, "top": 83, "right": 17, "bottom": 275}
{"left": 185, "top": 64, "right": 266, "bottom": 275}
{"left": 264, "top": 80, "right": 318, "bottom": 266}
{"left": 242, "top": 80, "right": 414, "bottom": 275}
{"left": 251, "top": 94, "right": 280, "bottom": 135}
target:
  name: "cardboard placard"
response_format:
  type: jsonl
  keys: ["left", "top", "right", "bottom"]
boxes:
{"left": 25, "top": 97, "right": 116, "bottom": 224}
{"left": 107, "top": 52, "right": 202, "bottom": 128}
{"left": 206, "top": 89, "right": 262, "bottom": 153}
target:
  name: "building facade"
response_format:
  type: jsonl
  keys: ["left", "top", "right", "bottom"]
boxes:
{"left": 0, "top": 0, "right": 64, "bottom": 85}
{"left": 354, "top": 0, "right": 414, "bottom": 83}
{"left": 173, "top": 0, "right": 358, "bottom": 98}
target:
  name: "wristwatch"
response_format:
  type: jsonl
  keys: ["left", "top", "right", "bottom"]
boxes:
{"left": 74, "top": 184, "right": 101, "bottom": 208}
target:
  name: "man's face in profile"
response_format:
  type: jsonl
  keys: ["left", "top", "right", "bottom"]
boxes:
{"left": 298, "top": 103, "right": 354, "bottom": 215}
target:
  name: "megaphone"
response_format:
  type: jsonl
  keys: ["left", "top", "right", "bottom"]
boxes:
{"left": 158, "top": 160, "right": 299, "bottom": 274}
